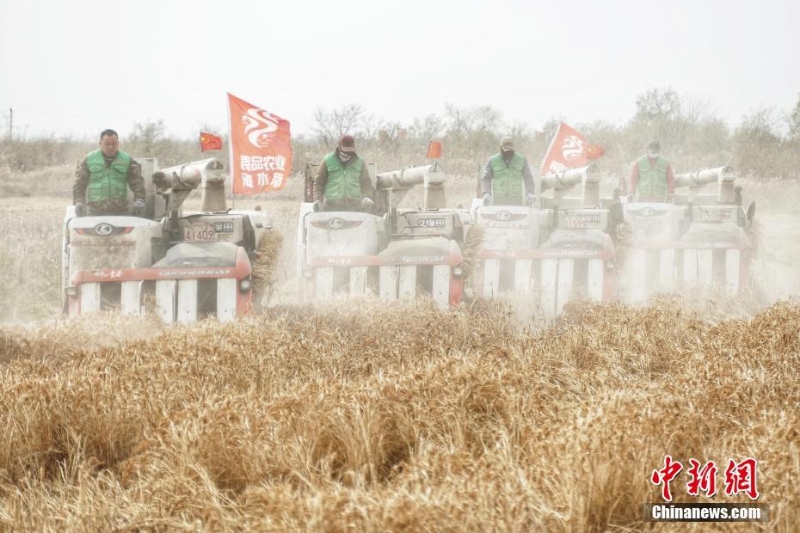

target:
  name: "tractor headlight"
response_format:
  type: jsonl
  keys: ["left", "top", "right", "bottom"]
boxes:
{"left": 453, "top": 266, "right": 464, "bottom": 277}
{"left": 240, "top": 279, "right": 252, "bottom": 292}
{"left": 65, "top": 286, "right": 78, "bottom": 297}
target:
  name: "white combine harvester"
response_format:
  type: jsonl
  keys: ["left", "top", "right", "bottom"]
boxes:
{"left": 620, "top": 165, "right": 756, "bottom": 304}
{"left": 297, "top": 151, "right": 472, "bottom": 308}
{"left": 471, "top": 164, "right": 619, "bottom": 317}
{"left": 62, "top": 158, "right": 274, "bottom": 323}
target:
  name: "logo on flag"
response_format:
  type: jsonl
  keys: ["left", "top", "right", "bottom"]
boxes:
{"left": 199, "top": 132, "right": 223, "bottom": 152}
{"left": 540, "top": 122, "right": 604, "bottom": 176}
{"left": 228, "top": 93, "right": 292, "bottom": 194}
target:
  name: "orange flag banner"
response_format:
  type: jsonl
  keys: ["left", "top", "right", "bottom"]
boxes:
{"left": 539, "top": 122, "right": 603, "bottom": 176}
{"left": 227, "top": 93, "right": 293, "bottom": 194}
{"left": 199, "top": 131, "right": 223, "bottom": 151}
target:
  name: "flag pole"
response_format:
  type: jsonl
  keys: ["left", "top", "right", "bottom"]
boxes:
{"left": 226, "top": 94, "right": 235, "bottom": 210}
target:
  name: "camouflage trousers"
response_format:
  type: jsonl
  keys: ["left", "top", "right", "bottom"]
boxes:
{"left": 85, "top": 198, "right": 132, "bottom": 216}
{"left": 323, "top": 198, "right": 367, "bottom": 212}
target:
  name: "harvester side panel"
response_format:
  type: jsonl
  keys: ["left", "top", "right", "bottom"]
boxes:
{"left": 121, "top": 281, "right": 141, "bottom": 315}
{"left": 315, "top": 268, "right": 335, "bottom": 298}
{"left": 540, "top": 259, "right": 558, "bottom": 315}
{"left": 432, "top": 265, "right": 451, "bottom": 308}
{"left": 556, "top": 259, "right": 575, "bottom": 315}
{"left": 156, "top": 280, "right": 177, "bottom": 323}
{"left": 398, "top": 265, "right": 417, "bottom": 299}
{"left": 177, "top": 280, "right": 198, "bottom": 324}
{"left": 587, "top": 259, "right": 604, "bottom": 301}
{"left": 725, "top": 250, "right": 740, "bottom": 297}
{"left": 379, "top": 266, "right": 399, "bottom": 301}
{"left": 216, "top": 278, "right": 238, "bottom": 322}
{"left": 514, "top": 259, "right": 532, "bottom": 293}
{"left": 349, "top": 267, "right": 368, "bottom": 296}
{"left": 659, "top": 250, "right": 676, "bottom": 293}
{"left": 80, "top": 283, "right": 102, "bottom": 314}
{"left": 483, "top": 259, "right": 501, "bottom": 297}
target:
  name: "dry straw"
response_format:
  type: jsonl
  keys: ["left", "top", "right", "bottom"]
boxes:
{"left": 1, "top": 299, "right": 798, "bottom": 531}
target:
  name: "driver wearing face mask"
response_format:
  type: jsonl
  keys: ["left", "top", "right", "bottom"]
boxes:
{"left": 313, "top": 134, "right": 374, "bottom": 212}
{"left": 628, "top": 140, "right": 676, "bottom": 203}
{"left": 480, "top": 137, "right": 536, "bottom": 206}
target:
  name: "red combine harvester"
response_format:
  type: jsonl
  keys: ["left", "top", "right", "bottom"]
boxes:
{"left": 62, "top": 158, "right": 275, "bottom": 323}
{"left": 471, "top": 164, "right": 620, "bottom": 317}
{"left": 620, "top": 166, "right": 756, "bottom": 304}
{"left": 297, "top": 148, "right": 473, "bottom": 309}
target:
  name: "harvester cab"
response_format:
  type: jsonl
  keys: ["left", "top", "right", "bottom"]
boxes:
{"left": 62, "top": 158, "right": 275, "bottom": 323}
{"left": 298, "top": 145, "right": 469, "bottom": 308}
{"left": 620, "top": 165, "right": 755, "bottom": 304}
{"left": 471, "top": 164, "right": 617, "bottom": 317}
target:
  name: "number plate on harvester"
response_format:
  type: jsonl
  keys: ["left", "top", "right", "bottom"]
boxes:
{"left": 183, "top": 223, "right": 217, "bottom": 241}
{"left": 699, "top": 208, "right": 733, "bottom": 222}
{"left": 213, "top": 222, "right": 234, "bottom": 233}
{"left": 562, "top": 213, "right": 602, "bottom": 229}
{"left": 417, "top": 218, "right": 446, "bottom": 228}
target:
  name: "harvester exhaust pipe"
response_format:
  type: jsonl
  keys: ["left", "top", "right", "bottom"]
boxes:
{"left": 200, "top": 162, "right": 227, "bottom": 212}
{"left": 541, "top": 164, "right": 601, "bottom": 205}
{"left": 675, "top": 166, "right": 736, "bottom": 203}
{"left": 375, "top": 163, "right": 446, "bottom": 209}
{"left": 152, "top": 159, "right": 228, "bottom": 212}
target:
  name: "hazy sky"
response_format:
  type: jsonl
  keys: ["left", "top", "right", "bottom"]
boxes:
{"left": 1, "top": 0, "right": 798, "bottom": 141}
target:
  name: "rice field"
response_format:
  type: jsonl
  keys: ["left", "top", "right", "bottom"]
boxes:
{"left": 1, "top": 167, "right": 799, "bottom": 531}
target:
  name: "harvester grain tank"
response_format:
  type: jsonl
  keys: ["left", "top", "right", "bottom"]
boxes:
{"left": 298, "top": 150, "right": 470, "bottom": 308}
{"left": 62, "top": 158, "right": 276, "bottom": 323}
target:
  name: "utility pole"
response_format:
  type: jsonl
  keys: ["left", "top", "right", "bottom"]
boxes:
{"left": 2, "top": 107, "right": 11, "bottom": 141}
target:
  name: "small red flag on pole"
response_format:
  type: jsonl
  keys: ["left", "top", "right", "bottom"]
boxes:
{"left": 200, "top": 132, "right": 223, "bottom": 152}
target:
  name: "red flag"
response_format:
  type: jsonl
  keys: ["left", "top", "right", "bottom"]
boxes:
{"left": 426, "top": 139, "right": 443, "bottom": 159}
{"left": 199, "top": 131, "right": 223, "bottom": 152}
{"left": 540, "top": 122, "right": 603, "bottom": 176}
{"left": 227, "top": 93, "right": 293, "bottom": 194}
{"left": 585, "top": 144, "right": 605, "bottom": 160}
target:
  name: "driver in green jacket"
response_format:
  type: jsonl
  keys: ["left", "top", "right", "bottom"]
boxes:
{"left": 313, "top": 135, "right": 374, "bottom": 212}
{"left": 73, "top": 129, "right": 147, "bottom": 217}
{"left": 628, "top": 140, "right": 676, "bottom": 203}
{"left": 481, "top": 137, "right": 536, "bottom": 206}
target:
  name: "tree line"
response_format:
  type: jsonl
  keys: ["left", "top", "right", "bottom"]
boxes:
{"left": 2, "top": 88, "right": 799, "bottom": 181}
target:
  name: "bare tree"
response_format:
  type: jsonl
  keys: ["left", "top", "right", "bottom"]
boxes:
{"left": 506, "top": 120, "right": 531, "bottom": 141}
{"left": 129, "top": 120, "right": 165, "bottom": 147}
{"left": 411, "top": 114, "right": 444, "bottom": 141}
{"left": 635, "top": 87, "right": 681, "bottom": 120}
{"left": 444, "top": 103, "right": 502, "bottom": 137}
{"left": 311, "top": 104, "right": 366, "bottom": 148}
{"left": 360, "top": 112, "right": 385, "bottom": 149}
{"left": 789, "top": 93, "right": 800, "bottom": 140}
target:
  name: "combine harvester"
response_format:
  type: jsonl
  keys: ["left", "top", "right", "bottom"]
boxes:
{"left": 620, "top": 165, "right": 756, "bottom": 304}
{"left": 297, "top": 146, "right": 472, "bottom": 308}
{"left": 471, "top": 164, "right": 621, "bottom": 317}
{"left": 62, "top": 158, "right": 276, "bottom": 323}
